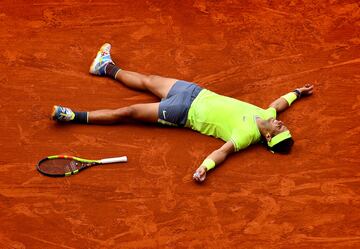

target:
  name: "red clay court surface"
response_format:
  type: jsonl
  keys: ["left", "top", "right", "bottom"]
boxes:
{"left": 1, "top": 1, "right": 360, "bottom": 248}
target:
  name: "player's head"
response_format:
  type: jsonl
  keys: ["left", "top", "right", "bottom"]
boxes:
{"left": 263, "top": 118, "right": 294, "bottom": 154}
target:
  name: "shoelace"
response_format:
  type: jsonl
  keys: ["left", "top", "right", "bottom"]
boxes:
{"left": 101, "top": 50, "right": 109, "bottom": 56}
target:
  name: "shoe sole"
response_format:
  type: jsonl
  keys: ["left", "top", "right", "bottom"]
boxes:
{"left": 89, "top": 43, "right": 111, "bottom": 75}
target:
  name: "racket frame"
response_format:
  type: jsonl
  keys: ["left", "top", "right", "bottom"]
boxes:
{"left": 37, "top": 155, "right": 127, "bottom": 177}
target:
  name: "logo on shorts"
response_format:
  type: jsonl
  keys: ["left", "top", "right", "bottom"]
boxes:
{"left": 163, "top": 110, "right": 167, "bottom": 119}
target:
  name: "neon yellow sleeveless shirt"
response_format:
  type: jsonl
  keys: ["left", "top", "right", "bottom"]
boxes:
{"left": 186, "top": 89, "right": 277, "bottom": 151}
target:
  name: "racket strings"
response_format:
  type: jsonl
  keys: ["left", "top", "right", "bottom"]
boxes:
{"left": 38, "top": 158, "right": 82, "bottom": 175}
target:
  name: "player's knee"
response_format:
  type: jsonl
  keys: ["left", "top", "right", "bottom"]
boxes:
{"left": 140, "top": 75, "right": 150, "bottom": 88}
{"left": 113, "top": 107, "right": 133, "bottom": 119}
{"left": 148, "top": 75, "right": 158, "bottom": 81}
{"left": 143, "top": 75, "right": 157, "bottom": 88}
{"left": 126, "top": 105, "right": 138, "bottom": 119}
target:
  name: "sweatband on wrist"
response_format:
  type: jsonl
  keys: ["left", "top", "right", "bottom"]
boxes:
{"left": 201, "top": 158, "right": 216, "bottom": 171}
{"left": 293, "top": 89, "right": 301, "bottom": 98}
{"left": 282, "top": 92, "right": 297, "bottom": 106}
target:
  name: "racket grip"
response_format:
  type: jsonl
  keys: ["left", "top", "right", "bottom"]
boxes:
{"left": 100, "top": 156, "right": 128, "bottom": 164}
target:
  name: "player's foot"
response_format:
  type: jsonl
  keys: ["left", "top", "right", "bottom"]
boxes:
{"left": 89, "top": 43, "right": 114, "bottom": 76}
{"left": 52, "top": 105, "right": 75, "bottom": 122}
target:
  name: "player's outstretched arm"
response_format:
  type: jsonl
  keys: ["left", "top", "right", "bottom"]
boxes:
{"left": 269, "top": 84, "right": 314, "bottom": 113}
{"left": 193, "top": 141, "right": 235, "bottom": 182}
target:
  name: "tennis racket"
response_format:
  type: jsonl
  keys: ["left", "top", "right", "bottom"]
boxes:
{"left": 36, "top": 155, "right": 128, "bottom": 177}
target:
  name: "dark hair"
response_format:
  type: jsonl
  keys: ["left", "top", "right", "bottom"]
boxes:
{"left": 270, "top": 137, "right": 294, "bottom": 154}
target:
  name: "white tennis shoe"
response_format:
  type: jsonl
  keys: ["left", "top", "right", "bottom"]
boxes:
{"left": 89, "top": 43, "right": 113, "bottom": 76}
{"left": 52, "top": 105, "right": 75, "bottom": 122}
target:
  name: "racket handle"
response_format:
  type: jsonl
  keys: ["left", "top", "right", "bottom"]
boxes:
{"left": 100, "top": 156, "right": 128, "bottom": 164}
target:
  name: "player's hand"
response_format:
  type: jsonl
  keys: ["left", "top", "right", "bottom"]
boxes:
{"left": 193, "top": 165, "right": 207, "bottom": 183}
{"left": 298, "top": 83, "right": 314, "bottom": 97}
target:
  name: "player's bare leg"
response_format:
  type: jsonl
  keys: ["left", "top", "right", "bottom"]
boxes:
{"left": 52, "top": 102, "right": 159, "bottom": 125}
{"left": 89, "top": 43, "right": 177, "bottom": 99}
{"left": 88, "top": 102, "right": 159, "bottom": 124}
{"left": 114, "top": 70, "right": 177, "bottom": 99}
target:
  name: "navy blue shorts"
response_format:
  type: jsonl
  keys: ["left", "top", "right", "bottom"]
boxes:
{"left": 158, "top": 80, "right": 203, "bottom": 126}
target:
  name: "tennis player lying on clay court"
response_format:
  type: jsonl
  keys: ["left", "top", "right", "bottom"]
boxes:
{"left": 52, "top": 43, "right": 314, "bottom": 182}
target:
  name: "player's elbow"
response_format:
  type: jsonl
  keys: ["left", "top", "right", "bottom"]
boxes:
{"left": 269, "top": 102, "right": 280, "bottom": 112}
{"left": 215, "top": 148, "right": 230, "bottom": 161}
{"left": 269, "top": 99, "right": 288, "bottom": 113}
